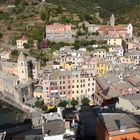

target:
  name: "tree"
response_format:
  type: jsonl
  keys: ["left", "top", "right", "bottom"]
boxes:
{"left": 23, "top": 43, "right": 29, "bottom": 49}
{"left": 58, "top": 100, "right": 68, "bottom": 108}
{"left": 81, "top": 98, "right": 90, "bottom": 105}
{"left": 35, "top": 99, "right": 44, "bottom": 109}
{"left": 42, "top": 104, "right": 48, "bottom": 112}
{"left": 71, "top": 98, "right": 78, "bottom": 108}
{"left": 10, "top": 49, "right": 19, "bottom": 61}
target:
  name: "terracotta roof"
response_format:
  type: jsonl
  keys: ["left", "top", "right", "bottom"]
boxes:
{"left": 18, "top": 37, "right": 28, "bottom": 41}
{"left": 99, "top": 25, "right": 128, "bottom": 32}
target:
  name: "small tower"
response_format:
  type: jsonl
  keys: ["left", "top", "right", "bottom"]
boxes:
{"left": 17, "top": 52, "right": 29, "bottom": 81}
{"left": 110, "top": 14, "right": 115, "bottom": 26}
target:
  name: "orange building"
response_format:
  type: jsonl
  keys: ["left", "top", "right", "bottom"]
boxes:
{"left": 96, "top": 113, "right": 140, "bottom": 140}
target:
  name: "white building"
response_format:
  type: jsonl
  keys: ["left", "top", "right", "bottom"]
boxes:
{"left": 109, "top": 46, "right": 124, "bottom": 56}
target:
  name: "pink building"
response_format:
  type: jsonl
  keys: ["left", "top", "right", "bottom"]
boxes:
{"left": 46, "top": 23, "right": 72, "bottom": 42}
{"left": 98, "top": 24, "right": 133, "bottom": 39}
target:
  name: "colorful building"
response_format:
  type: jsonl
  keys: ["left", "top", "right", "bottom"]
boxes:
{"left": 42, "top": 69, "right": 96, "bottom": 105}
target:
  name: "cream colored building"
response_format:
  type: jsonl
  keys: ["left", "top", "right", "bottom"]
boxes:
{"left": 107, "top": 38, "right": 122, "bottom": 46}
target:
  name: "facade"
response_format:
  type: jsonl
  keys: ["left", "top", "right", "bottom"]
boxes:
{"left": 46, "top": 24, "right": 73, "bottom": 42}
{"left": 93, "top": 49, "right": 106, "bottom": 58}
{"left": 126, "top": 50, "right": 140, "bottom": 64}
{"left": 109, "top": 46, "right": 124, "bottom": 56}
{"left": 99, "top": 20, "right": 133, "bottom": 39}
{"left": 16, "top": 37, "right": 28, "bottom": 49}
{"left": 107, "top": 38, "right": 122, "bottom": 46}
{"left": 96, "top": 113, "right": 140, "bottom": 140}
{"left": 42, "top": 69, "right": 96, "bottom": 105}
{"left": 96, "top": 60, "right": 113, "bottom": 77}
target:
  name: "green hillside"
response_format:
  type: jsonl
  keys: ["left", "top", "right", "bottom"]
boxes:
{"left": 47, "top": 0, "right": 140, "bottom": 17}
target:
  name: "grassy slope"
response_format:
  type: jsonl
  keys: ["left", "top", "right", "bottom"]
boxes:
{"left": 47, "top": 0, "right": 140, "bottom": 32}
{"left": 47, "top": 0, "right": 140, "bottom": 15}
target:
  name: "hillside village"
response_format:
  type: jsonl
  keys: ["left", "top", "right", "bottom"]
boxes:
{"left": 1, "top": 0, "right": 140, "bottom": 140}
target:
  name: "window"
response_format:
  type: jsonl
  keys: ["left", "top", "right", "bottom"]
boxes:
{"left": 46, "top": 87, "right": 48, "bottom": 90}
{"left": 92, "top": 83, "right": 94, "bottom": 86}
{"left": 63, "top": 81, "right": 65, "bottom": 84}
{"left": 60, "top": 81, "right": 62, "bottom": 84}
{"left": 63, "top": 76, "right": 65, "bottom": 79}
{"left": 77, "top": 80, "right": 79, "bottom": 83}
{"left": 68, "top": 85, "right": 71, "bottom": 89}
{"left": 68, "top": 91, "right": 70, "bottom": 94}
{"left": 68, "top": 80, "right": 70, "bottom": 84}
{"left": 77, "top": 91, "right": 79, "bottom": 93}
{"left": 72, "top": 85, "right": 74, "bottom": 88}
{"left": 81, "top": 80, "right": 82, "bottom": 83}
{"left": 68, "top": 76, "right": 70, "bottom": 79}
{"left": 77, "top": 85, "right": 79, "bottom": 88}
{"left": 64, "top": 92, "right": 65, "bottom": 94}
{"left": 88, "top": 83, "right": 90, "bottom": 86}
{"left": 60, "top": 86, "right": 62, "bottom": 89}
{"left": 63, "top": 86, "right": 65, "bottom": 89}
{"left": 88, "top": 89, "right": 90, "bottom": 91}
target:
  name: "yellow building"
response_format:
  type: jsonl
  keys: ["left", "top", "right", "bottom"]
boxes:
{"left": 60, "top": 62, "right": 72, "bottom": 70}
{"left": 107, "top": 38, "right": 122, "bottom": 46}
{"left": 71, "top": 72, "right": 80, "bottom": 100}
{"left": 96, "top": 59, "right": 113, "bottom": 77}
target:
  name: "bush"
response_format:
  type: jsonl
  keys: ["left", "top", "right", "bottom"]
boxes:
{"left": 71, "top": 98, "right": 78, "bottom": 107}
{"left": 58, "top": 100, "right": 68, "bottom": 108}
{"left": 81, "top": 98, "right": 90, "bottom": 105}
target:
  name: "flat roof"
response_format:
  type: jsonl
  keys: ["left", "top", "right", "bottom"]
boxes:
{"left": 98, "top": 113, "right": 140, "bottom": 136}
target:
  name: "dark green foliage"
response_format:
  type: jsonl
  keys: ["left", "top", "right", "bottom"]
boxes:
{"left": 81, "top": 98, "right": 90, "bottom": 105}
{"left": 0, "top": 11, "right": 10, "bottom": 20}
{"left": 27, "top": 25, "right": 45, "bottom": 41}
{"left": 58, "top": 100, "right": 68, "bottom": 108}
{"left": 35, "top": 99, "right": 44, "bottom": 108}
{"left": 47, "top": 0, "right": 140, "bottom": 18}
{"left": 10, "top": 49, "right": 19, "bottom": 61}
{"left": 71, "top": 98, "right": 78, "bottom": 107}
{"left": 42, "top": 104, "right": 48, "bottom": 111}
